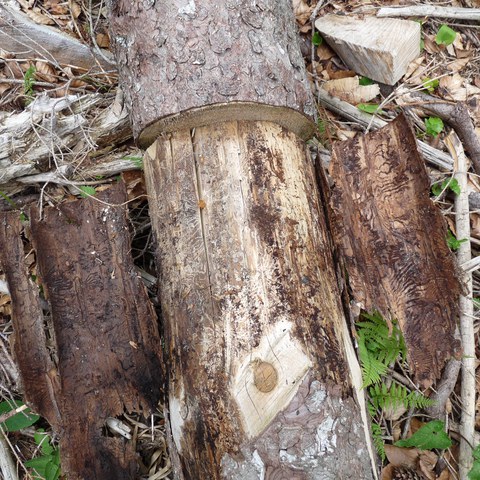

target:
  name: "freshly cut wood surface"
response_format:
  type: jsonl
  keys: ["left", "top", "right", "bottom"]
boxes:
{"left": 144, "top": 120, "right": 376, "bottom": 479}
{"left": 2, "top": 183, "right": 163, "bottom": 480}
{"left": 315, "top": 15, "right": 421, "bottom": 85}
{"left": 329, "top": 114, "right": 461, "bottom": 388}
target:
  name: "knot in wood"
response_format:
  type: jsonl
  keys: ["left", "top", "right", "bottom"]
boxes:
{"left": 252, "top": 361, "right": 278, "bottom": 393}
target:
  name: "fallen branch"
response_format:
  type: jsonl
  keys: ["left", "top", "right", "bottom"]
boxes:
{"left": 316, "top": 88, "right": 454, "bottom": 170}
{"left": 0, "top": 430, "right": 18, "bottom": 480}
{"left": 377, "top": 6, "right": 480, "bottom": 21}
{"left": 397, "top": 89, "right": 480, "bottom": 174}
{"left": 448, "top": 131, "right": 476, "bottom": 479}
{"left": 0, "top": 4, "right": 115, "bottom": 71}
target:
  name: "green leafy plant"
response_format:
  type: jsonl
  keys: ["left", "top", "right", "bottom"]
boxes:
{"left": 24, "top": 65, "right": 36, "bottom": 102}
{"left": 359, "top": 76, "right": 374, "bottom": 86}
{"left": 371, "top": 422, "right": 386, "bottom": 461}
{"left": 435, "top": 25, "right": 457, "bottom": 46}
{"left": 25, "top": 429, "right": 61, "bottom": 480}
{"left": 0, "top": 400, "right": 39, "bottom": 431}
{"left": 369, "top": 382, "right": 434, "bottom": 412}
{"left": 312, "top": 31, "right": 323, "bottom": 46}
{"left": 357, "top": 103, "right": 385, "bottom": 115}
{"left": 124, "top": 155, "right": 144, "bottom": 170}
{"left": 395, "top": 420, "right": 452, "bottom": 450}
{"left": 422, "top": 77, "right": 439, "bottom": 94}
{"left": 357, "top": 311, "right": 406, "bottom": 388}
{"left": 446, "top": 229, "right": 468, "bottom": 251}
{"left": 468, "top": 444, "right": 480, "bottom": 479}
{"left": 431, "top": 178, "right": 460, "bottom": 196}
{"left": 77, "top": 185, "right": 97, "bottom": 198}
{"left": 425, "top": 117, "right": 444, "bottom": 137}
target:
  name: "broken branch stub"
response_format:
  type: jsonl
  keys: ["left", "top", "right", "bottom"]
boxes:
{"left": 329, "top": 114, "right": 462, "bottom": 388}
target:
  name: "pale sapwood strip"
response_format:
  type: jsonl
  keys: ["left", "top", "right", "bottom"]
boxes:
{"left": 449, "top": 131, "right": 476, "bottom": 479}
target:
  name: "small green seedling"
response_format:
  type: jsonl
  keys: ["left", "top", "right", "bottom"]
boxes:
{"left": 357, "top": 103, "right": 385, "bottom": 115}
{"left": 446, "top": 229, "right": 468, "bottom": 251}
{"left": 124, "top": 155, "right": 144, "bottom": 170}
{"left": 431, "top": 178, "right": 460, "bottom": 196}
{"left": 312, "top": 31, "right": 323, "bottom": 46}
{"left": 395, "top": 420, "right": 452, "bottom": 450}
{"left": 359, "top": 77, "right": 374, "bottom": 86}
{"left": 435, "top": 25, "right": 457, "bottom": 46}
{"left": 78, "top": 186, "right": 97, "bottom": 198}
{"left": 422, "top": 77, "right": 439, "bottom": 94}
{"left": 0, "top": 400, "right": 39, "bottom": 432}
{"left": 425, "top": 117, "right": 444, "bottom": 137}
{"left": 468, "top": 444, "right": 480, "bottom": 480}
{"left": 25, "top": 429, "right": 61, "bottom": 480}
{"left": 24, "top": 65, "right": 36, "bottom": 101}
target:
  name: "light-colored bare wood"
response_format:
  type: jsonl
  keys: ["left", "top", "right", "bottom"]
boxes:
{"left": 144, "top": 120, "right": 376, "bottom": 479}
{"left": 449, "top": 132, "right": 476, "bottom": 479}
{"left": 0, "top": 4, "right": 114, "bottom": 70}
{"left": 315, "top": 15, "right": 421, "bottom": 85}
{"left": 378, "top": 6, "right": 480, "bottom": 21}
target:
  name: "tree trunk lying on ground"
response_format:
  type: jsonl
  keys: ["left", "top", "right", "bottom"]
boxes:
{"left": 108, "top": 0, "right": 377, "bottom": 478}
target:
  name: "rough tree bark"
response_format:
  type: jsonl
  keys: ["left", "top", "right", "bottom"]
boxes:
{"left": 109, "top": 1, "right": 376, "bottom": 479}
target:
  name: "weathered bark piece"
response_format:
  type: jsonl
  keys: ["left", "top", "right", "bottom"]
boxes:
{"left": 0, "top": 4, "right": 114, "bottom": 70}
{"left": 1, "top": 183, "right": 163, "bottom": 480}
{"left": 144, "top": 120, "right": 376, "bottom": 479}
{"left": 0, "top": 212, "right": 60, "bottom": 428}
{"left": 329, "top": 114, "right": 462, "bottom": 387}
{"left": 315, "top": 15, "right": 421, "bottom": 85}
{"left": 108, "top": 0, "right": 316, "bottom": 144}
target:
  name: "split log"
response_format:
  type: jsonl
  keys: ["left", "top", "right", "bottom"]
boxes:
{"left": 377, "top": 6, "right": 480, "bottom": 21}
{"left": 108, "top": 0, "right": 376, "bottom": 478}
{"left": 0, "top": 183, "right": 163, "bottom": 479}
{"left": 315, "top": 15, "right": 421, "bottom": 85}
{"left": 329, "top": 114, "right": 462, "bottom": 388}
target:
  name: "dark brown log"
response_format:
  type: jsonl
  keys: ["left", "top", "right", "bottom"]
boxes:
{"left": 329, "top": 114, "right": 462, "bottom": 388}
{"left": 1, "top": 183, "right": 163, "bottom": 480}
{"left": 107, "top": 0, "right": 316, "bottom": 145}
{"left": 144, "top": 120, "right": 376, "bottom": 479}
{"left": 0, "top": 212, "right": 60, "bottom": 428}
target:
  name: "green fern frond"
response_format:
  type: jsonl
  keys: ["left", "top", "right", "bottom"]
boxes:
{"left": 371, "top": 422, "right": 386, "bottom": 461}
{"left": 358, "top": 336, "right": 389, "bottom": 388}
{"left": 369, "top": 381, "right": 434, "bottom": 411}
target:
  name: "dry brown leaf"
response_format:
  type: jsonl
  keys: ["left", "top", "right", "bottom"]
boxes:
{"left": 470, "top": 214, "right": 480, "bottom": 239}
{"left": 68, "top": 0, "right": 82, "bottom": 19}
{"left": 418, "top": 450, "right": 438, "bottom": 480}
{"left": 35, "top": 61, "right": 57, "bottom": 83}
{"left": 23, "top": 6, "right": 55, "bottom": 25}
{"left": 440, "top": 73, "right": 480, "bottom": 101}
{"left": 44, "top": 0, "right": 69, "bottom": 16}
{"left": 322, "top": 76, "right": 380, "bottom": 104}
{"left": 404, "top": 57, "right": 427, "bottom": 85}
{"left": 384, "top": 444, "right": 420, "bottom": 468}
{"left": 292, "top": 0, "right": 312, "bottom": 26}
{"left": 424, "top": 35, "right": 443, "bottom": 54}
{"left": 316, "top": 43, "right": 335, "bottom": 61}
{"left": 96, "top": 33, "right": 110, "bottom": 49}
{"left": 447, "top": 57, "right": 471, "bottom": 73}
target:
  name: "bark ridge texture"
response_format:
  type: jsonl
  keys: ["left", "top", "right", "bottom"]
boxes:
{"left": 108, "top": 0, "right": 315, "bottom": 143}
